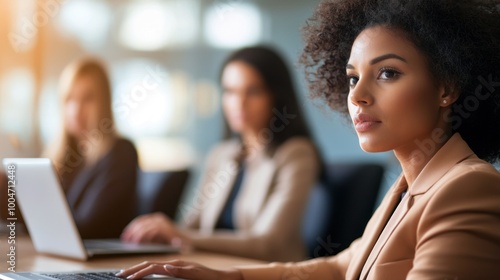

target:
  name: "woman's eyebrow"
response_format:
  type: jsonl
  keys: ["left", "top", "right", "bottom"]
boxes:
{"left": 370, "top": 53, "right": 407, "bottom": 65}
{"left": 346, "top": 53, "right": 408, "bottom": 69}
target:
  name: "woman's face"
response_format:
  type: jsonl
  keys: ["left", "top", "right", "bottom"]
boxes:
{"left": 64, "top": 75, "right": 101, "bottom": 138}
{"left": 221, "top": 61, "right": 273, "bottom": 135}
{"left": 346, "top": 26, "right": 448, "bottom": 153}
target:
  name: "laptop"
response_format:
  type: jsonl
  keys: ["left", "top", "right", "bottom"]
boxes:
{"left": 1, "top": 158, "right": 179, "bottom": 261}
{"left": 0, "top": 270, "right": 182, "bottom": 280}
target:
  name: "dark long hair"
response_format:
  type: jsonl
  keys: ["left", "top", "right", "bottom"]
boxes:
{"left": 220, "top": 45, "right": 315, "bottom": 155}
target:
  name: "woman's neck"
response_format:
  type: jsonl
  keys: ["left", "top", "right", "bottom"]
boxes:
{"left": 241, "top": 130, "right": 266, "bottom": 159}
{"left": 394, "top": 132, "right": 452, "bottom": 189}
{"left": 70, "top": 132, "right": 115, "bottom": 166}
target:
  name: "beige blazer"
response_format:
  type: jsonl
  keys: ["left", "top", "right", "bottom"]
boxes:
{"left": 180, "top": 137, "right": 320, "bottom": 262}
{"left": 239, "top": 133, "right": 500, "bottom": 279}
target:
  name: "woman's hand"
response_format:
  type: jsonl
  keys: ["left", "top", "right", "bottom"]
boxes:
{"left": 116, "top": 260, "right": 243, "bottom": 280}
{"left": 121, "top": 212, "right": 190, "bottom": 247}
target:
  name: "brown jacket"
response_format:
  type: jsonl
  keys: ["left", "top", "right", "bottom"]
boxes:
{"left": 180, "top": 137, "right": 320, "bottom": 262}
{"left": 239, "top": 133, "right": 500, "bottom": 279}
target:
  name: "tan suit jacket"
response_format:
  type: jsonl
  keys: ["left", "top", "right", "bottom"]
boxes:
{"left": 239, "top": 133, "right": 500, "bottom": 279}
{"left": 180, "top": 137, "right": 320, "bottom": 262}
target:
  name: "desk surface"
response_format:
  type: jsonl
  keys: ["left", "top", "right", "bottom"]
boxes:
{"left": 0, "top": 235, "right": 265, "bottom": 273}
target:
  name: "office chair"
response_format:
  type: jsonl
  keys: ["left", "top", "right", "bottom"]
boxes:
{"left": 136, "top": 169, "right": 190, "bottom": 218}
{"left": 302, "top": 163, "right": 385, "bottom": 258}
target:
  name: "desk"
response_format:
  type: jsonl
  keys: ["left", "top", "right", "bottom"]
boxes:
{"left": 0, "top": 235, "right": 265, "bottom": 273}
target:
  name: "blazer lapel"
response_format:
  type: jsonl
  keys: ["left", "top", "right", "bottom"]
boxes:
{"left": 359, "top": 133, "right": 474, "bottom": 279}
{"left": 410, "top": 134, "right": 474, "bottom": 196}
{"left": 360, "top": 181, "right": 410, "bottom": 279}
{"left": 200, "top": 154, "right": 240, "bottom": 233}
{"left": 234, "top": 154, "right": 276, "bottom": 230}
{"left": 65, "top": 164, "right": 96, "bottom": 208}
{"left": 347, "top": 175, "right": 409, "bottom": 280}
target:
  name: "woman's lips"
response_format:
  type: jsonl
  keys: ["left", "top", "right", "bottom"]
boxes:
{"left": 353, "top": 113, "right": 382, "bottom": 133}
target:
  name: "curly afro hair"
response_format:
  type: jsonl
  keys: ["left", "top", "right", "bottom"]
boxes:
{"left": 300, "top": 0, "right": 500, "bottom": 163}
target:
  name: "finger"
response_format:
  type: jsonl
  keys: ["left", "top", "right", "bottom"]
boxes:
{"left": 116, "top": 261, "right": 165, "bottom": 277}
{"left": 127, "top": 264, "right": 172, "bottom": 280}
{"left": 170, "top": 237, "right": 183, "bottom": 248}
{"left": 121, "top": 218, "right": 146, "bottom": 242}
{"left": 129, "top": 223, "right": 164, "bottom": 244}
{"left": 134, "top": 213, "right": 154, "bottom": 223}
{"left": 121, "top": 227, "right": 141, "bottom": 243}
{"left": 120, "top": 231, "right": 129, "bottom": 242}
{"left": 134, "top": 229, "right": 158, "bottom": 244}
{"left": 124, "top": 215, "right": 175, "bottom": 244}
{"left": 131, "top": 218, "right": 174, "bottom": 244}
{"left": 126, "top": 221, "right": 156, "bottom": 243}
{"left": 123, "top": 216, "right": 145, "bottom": 232}
{"left": 152, "top": 212, "right": 169, "bottom": 221}
{"left": 162, "top": 261, "right": 207, "bottom": 279}
{"left": 164, "top": 264, "right": 218, "bottom": 280}
{"left": 120, "top": 226, "right": 136, "bottom": 242}
{"left": 163, "top": 259, "right": 187, "bottom": 266}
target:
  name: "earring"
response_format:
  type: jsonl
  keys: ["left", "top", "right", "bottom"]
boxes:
{"left": 442, "top": 100, "right": 448, "bottom": 104}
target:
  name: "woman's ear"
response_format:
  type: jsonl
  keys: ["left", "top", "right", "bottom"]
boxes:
{"left": 439, "top": 83, "right": 460, "bottom": 107}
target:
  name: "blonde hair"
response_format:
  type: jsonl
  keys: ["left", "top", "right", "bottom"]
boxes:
{"left": 45, "top": 57, "right": 117, "bottom": 177}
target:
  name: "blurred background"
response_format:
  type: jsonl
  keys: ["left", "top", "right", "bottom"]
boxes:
{"left": 0, "top": 0, "right": 401, "bottom": 205}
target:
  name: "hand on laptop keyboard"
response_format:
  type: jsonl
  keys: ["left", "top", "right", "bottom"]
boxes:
{"left": 43, "top": 272, "right": 123, "bottom": 280}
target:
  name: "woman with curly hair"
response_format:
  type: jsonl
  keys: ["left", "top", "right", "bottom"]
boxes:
{"left": 118, "top": 0, "right": 500, "bottom": 279}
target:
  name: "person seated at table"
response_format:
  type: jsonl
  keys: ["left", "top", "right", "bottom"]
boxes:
{"left": 120, "top": 46, "right": 322, "bottom": 262}
{"left": 118, "top": 0, "right": 500, "bottom": 279}
{"left": 45, "top": 58, "right": 138, "bottom": 239}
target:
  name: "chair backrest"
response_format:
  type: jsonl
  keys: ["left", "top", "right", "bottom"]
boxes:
{"left": 302, "top": 163, "right": 385, "bottom": 258}
{"left": 136, "top": 169, "right": 190, "bottom": 218}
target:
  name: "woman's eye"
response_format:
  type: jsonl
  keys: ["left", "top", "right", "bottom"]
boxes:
{"left": 348, "top": 76, "right": 359, "bottom": 87}
{"left": 247, "top": 87, "right": 265, "bottom": 96}
{"left": 378, "top": 69, "right": 401, "bottom": 80}
{"left": 248, "top": 89, "right": 259, "bottom": 95}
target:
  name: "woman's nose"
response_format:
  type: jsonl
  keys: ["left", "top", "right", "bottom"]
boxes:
{"left": 349, "top": 79, "right": 373, "bottom": 107}
{"left": 234, "top": 92, "right": 249, "bottom": 108}
{"left": 67, "top": 100, "right": 85, "bottom": 120}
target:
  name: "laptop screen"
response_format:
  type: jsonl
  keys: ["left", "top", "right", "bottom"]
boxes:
{"left": 2, "top": 158, "right": 88, "bottom": 260}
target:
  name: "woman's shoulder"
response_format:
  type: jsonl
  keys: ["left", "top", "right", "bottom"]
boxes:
{"left": 103, "top": 137, "right": 138, "bottom": 163}
{"left": 275, "top": 137, "right": 317, "bottom": 155}
{"left": 200, "top": 139, "right": 241, "bottom": 168}
{"left": 272, "top": 137, "right": 318, "bottom": 163}
{"left": 433, "top": 134, "right": 500, "bottom": 189}
{"left": 112, "top": 137, "right": 137, "bottom": 152}
{"left": 209, "top": 138, "right": 241, "bottom": 157}
{"left": 452, "top": 156, "right": 500, "bottom": 179}
{"left": 433, "top": 156, "right": 500, "bottom": 201}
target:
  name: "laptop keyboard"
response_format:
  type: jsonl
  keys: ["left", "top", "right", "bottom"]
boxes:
{"left": 42, "top": 272, "right": 123, "bottom": 280}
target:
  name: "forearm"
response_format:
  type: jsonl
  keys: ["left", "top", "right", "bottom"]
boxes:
{"left": 237, "top": 258, "right": 342, "bottom": 280}
{"left": 182, "top": 229, "right": 277, "bottom": 261}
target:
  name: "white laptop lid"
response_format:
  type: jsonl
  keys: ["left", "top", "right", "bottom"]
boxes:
{"left": 2, "top": 158, "right": 88, "bottom": 260}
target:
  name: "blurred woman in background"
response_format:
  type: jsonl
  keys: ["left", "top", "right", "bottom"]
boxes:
{"left": 45, "top": 58, "right": 137, "bottom": 239}
{"left": 121, "top": 46, "right": 322, "bottom": 262}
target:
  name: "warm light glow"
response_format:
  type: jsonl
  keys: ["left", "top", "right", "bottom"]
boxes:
{"left": 57, "top": 0, "right": 112, "bottom": 49}
{"left": 0, "top": 69, "right": 35, "bottom": 140}
{"left": 204, "top": 2, "right": 262, "bottom": 48}
{"left": 9, "top": 1, "right": 37, "bottom": 53}
{"left": 111, "top": 60, "right": 176, "bottom": 138}
{"left": 195, "top": 80, "right": 220, "bottom": 117}
{"left": 38, "top": 79, "right": 60, "bottom": 146}
{"left": 118, "top": 0, "right": 199, "bottom": 51}
{"left": 136, "top": 138, "right": 196, "bottom": 171}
